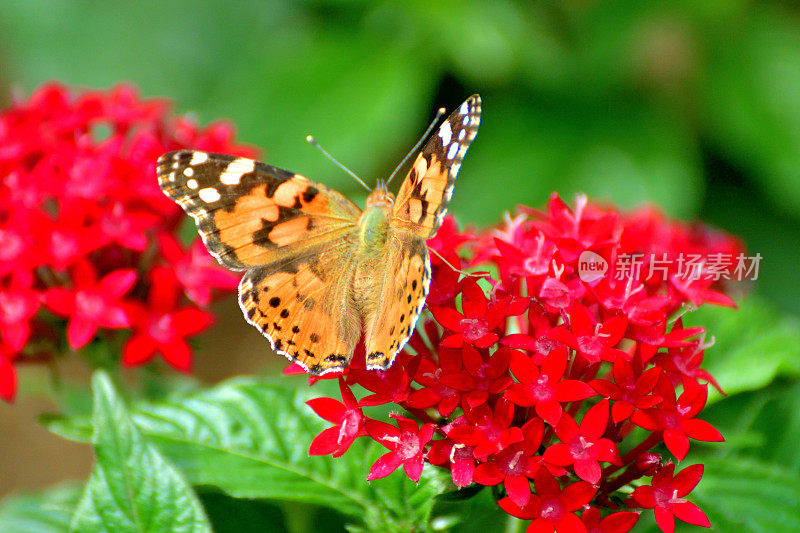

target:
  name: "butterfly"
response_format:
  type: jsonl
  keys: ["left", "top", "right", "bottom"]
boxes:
{"left": 157, "top": 95, "right": 481, "bottom": 375}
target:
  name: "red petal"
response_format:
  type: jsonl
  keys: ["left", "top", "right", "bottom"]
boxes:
{"left": 505, "top": 384, "right": 536, "bottom": 407}
{"left": 367, "top": 451, "right": 402, "bottom": 481}
{"left": 543, "top": 443, "right": 573, "bottom": 466}
{"left": 308, "top": 426, "right": 341, "bottom": 456}
{"left": 173, "top": 308, "right": 215, "bottom": 336}
{"left": 0, "top": 358, "right": 17, "bottom": 402}
{"left": 663, "top": 428, "right": 690, "bottom": 461}
{"left": 42, "top": 288, "right": 75, "bottom": 315}
{"left": 541, "top": 346, "right": 568, "bottom": 381}
{"left": 67, "top": 317, "right": 98, "bottom": 349}
{"left": 160, "top": 340, "right": 193, "bottom": 372}
{"left": 504, "top": 475, "right": 531, "bottom": 508}
{"left": 99, "top": 269, "right": 137, "bottom": 299}
{"left": 580, "top": 399, "right": 609, "bottom": 439}
{"left": 554, "top": 380, "right": 596, "bottom": 402}
{"left": 535, "top": 400, "right": 563, "bottom": 426}
{"left": 429, "top": 305, "right": 464, "bottom": 331}
{"left": 122, "top": 335, "right": 156, "bottom": 366}
{"left": 510, "top": 351, "right": 539, "bottom": 383}
{"left": 672, "top": 463, "right": 704, "bottom": 496}
{"left": 682, "top": 419, "right": 724, "bottom": 443}
{"left": 561, "top": 480, "right": 596, "bottom": 511}
{"left": 403, "top": 454, "right": 425, "bottom": 482}
{"left": 366, "top": 419, "right": 400, "bottom": 447}
{"left": 574, "top": 458, "right": 601, "bottom": 484}
{"left": 654, "top": 507, "right": 676, "bottom": 533}
{"left": 600, "top": 512, "right": 640, "bottom": 532}
{"left": 612, "top": 401, "right": 635, "bottom": 423}
{"left": 670, "top": 501, "right": 710, "bottom": 527}
{"left": 305, "top": 397, "right": 346, "bottom": 423}
{"left": 555, "top": 512, "right": 586, "bottom": 533}
{"left": 473, "top": 462, "right": 503, "bottom": 485}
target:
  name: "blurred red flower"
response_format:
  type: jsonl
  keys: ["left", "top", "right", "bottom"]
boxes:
{"left": 0, "top": 82, "right": 254, "bottom": 400}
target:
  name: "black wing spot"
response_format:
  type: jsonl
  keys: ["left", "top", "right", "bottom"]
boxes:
{"left": 280, "top": 309, "right": 290, "bottom": 318}
{"left": 269, "top": 297, "right": 281, "bottom": 307}
{"left": 310, "top": 333, "right": 320, "bottom": 343}
{"left": 292, "top": 325, "right": 300, "bottom": 333}
{"left": 303, "top": 187, "right": 318, "bottom": 203}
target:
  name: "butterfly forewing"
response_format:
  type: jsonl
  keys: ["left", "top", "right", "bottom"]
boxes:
{"left": 157, "top": 150, "right": 361, "bottom": 270}
{"left": 392, "top": 94, "right": 481, "bottom": 238}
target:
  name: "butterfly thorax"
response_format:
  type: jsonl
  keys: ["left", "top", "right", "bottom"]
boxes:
{"left": 359, "top": 186, "right": 395, "bottom": 251}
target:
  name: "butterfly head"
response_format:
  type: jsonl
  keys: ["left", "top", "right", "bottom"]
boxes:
{"left": 365, "top": 179, "right": 395, "bottom": 208}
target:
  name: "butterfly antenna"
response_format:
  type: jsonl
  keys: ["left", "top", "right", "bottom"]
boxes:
{"left": 385, "top": 106, "right": 447, "bottom": 187}
{"left": 306, "top": 135, "right": 372, "bottom": 192}
{"left": 429, "top": 248, "right": 485, "bottom": 278}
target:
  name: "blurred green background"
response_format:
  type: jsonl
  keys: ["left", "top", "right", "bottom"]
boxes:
{"left": 1, "top": 0, "right": 797, "bottom": 314}
{"left": 1, "top": 1, "right": 800, "bottom": 531}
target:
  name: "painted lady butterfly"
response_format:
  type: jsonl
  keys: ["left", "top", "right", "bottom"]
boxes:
{"left": 157, "top": 95, "right": 481, "bottom": 374}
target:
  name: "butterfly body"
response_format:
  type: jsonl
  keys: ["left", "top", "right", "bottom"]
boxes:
{"left": 158, "top": 95, "right": 481, "bottom": 374}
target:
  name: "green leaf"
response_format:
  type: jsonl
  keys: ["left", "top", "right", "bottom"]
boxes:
{"left": 685, "top": 296, "right": 800, "bottom": 401}
{"left": 70, "top": 372, "right": 211, "bottom": 533}
{"left": 128, "top": 378, "right": 451, "bottom": 531}
{"left": 0, "top": 483, "right": 82, "bottom": 533}
{"left": 704, "top": 6, "right": 800, "bottom": 219}
{"left": 692, "top": 456, "right": 800, "bottom": 533}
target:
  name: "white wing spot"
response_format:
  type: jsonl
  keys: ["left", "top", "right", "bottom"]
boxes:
{"left": 183, "top": 167, "right": 194, "bottom": 177}
{"left": 220, "top": 158, "right": 255, "bottom": 185}
{"left": 190, "top": 152, "right": 209, "bottom": 165}
{"left": 458, "top": 129, "right": 466, "bottom": 141}
{"left": 459, "top": 101, "right": 469, "bottom": 114}
{"left": 198, "top": 187, "right": 221, "bottom": 203}
{"left": 462, "top": 115, "right": 469, "bottom": 126}
{"left": 186, "top": 178, "right": 199, "bottom": 189}
{"left": 447, "top": 142, "right": 459, "bottom": 160}
{"left": 438, "top": 120, "right": 452, "bottom": 146}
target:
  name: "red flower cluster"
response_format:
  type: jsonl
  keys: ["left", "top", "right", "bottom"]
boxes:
{"left": 306, "top": 196, "right": 741, "bottom": 533}
{"left": 0, "top": 83, "right": 252, "bottom": 401}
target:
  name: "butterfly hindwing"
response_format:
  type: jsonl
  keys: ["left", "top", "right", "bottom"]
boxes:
{"left": 362, "top": 231, "right": 431, "bottom": 370}
{"left": 392, "top": 94, "right": 481, "bottom": 238}
{"left": 157, "top": 150, "right": 361, "bottom": 270}
{"left": 238, "top": 244, "right": 362, "bottom": 375}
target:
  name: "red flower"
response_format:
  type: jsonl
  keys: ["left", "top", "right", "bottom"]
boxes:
{"left": 631, "top": 378, "right": 723, "bottom": 461}
{"left": 0, "top": 346, "right": 17, "bottom": 402}
{"left": 158, "top": 235, "right": 239, "bottom": 307}
{"left": 307, "top": 379, "right": 366, "bottom": 457}
{"left": 631, "top": 463, "right": 710, "bottom": 533}
{"left": 498, "top": 470, "right": 596, "bottom": 533}
{"left": 448, "top": 398, "right": 523, "bottom": 461}
{"left": 505, "top": 346, "right": 596, "bottom": 425}
{"left": 123, "top": 268, "right": 214, "bottom": 371}
{"left": 473, "top": 418, "right": 544, "bottom": 507}
{"left": 430, "top": 278, "right": 521, "bottom": 348}
{"left": 299, "top": 195, "right": 740, "bottom": 526}
{"left": 543, "top": 400, "right": 621, "bottom": 484}
{"left": 0, "top": 82, "right": 251, "bottom": 401}
{"left": 580, "top": 507, "right": 639, "bottom": 533}
{"left": 590, "top": 358, "right": 662, "bottom": 423}
{"left": 427, "top": 435, "right": 477, "bottom": 488}
{"left": 43, "top": 261, "right": 135, "bottom": 349}
{"left": 552, "top": 304, "right": 628, "bottom": 364}
{"left": 366, "top": 415, "right": 434, "bottom": 482}
{"left": 0, "top": 271, "right": 40, "bottom": 351}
